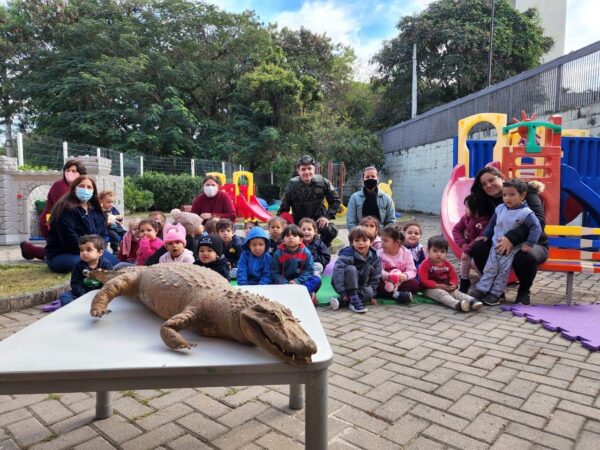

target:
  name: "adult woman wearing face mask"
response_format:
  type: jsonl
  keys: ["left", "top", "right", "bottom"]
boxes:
{"left": 20, "top": 159, "right": 87, "bottom": 261}
{"left": 346, "top": 166, "right": 396, "bottom": 231}
{"left": 45, "top": 175, "right": 118, "bottom": 273}
{"left": 190, "top": 175, "right": 237, "bottom": 222}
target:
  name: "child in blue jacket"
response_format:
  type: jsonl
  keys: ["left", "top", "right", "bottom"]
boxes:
{"left": 270, "top": 224, "right": 322, "bottom": 304}
{"left": 237, "top": 226, "right": 272, "bottom": 285}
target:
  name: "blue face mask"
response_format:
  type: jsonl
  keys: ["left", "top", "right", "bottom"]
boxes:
{"left": 75, "top": 187, "right": 94, "bottom": 202}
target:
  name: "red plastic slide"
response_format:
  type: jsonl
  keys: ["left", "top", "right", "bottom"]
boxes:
{"left": 236, "top": 195, "right": 273, "bottom": 223}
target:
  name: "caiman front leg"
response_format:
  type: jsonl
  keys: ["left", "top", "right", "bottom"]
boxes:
{"left": 90, "top": 272, "right": 140, "bottom": 317}
{"left": 160, "top": 307, "right": 198, "bottom": 350}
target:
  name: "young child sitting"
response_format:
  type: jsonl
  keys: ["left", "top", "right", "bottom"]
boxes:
{"left": 452, "top": 194, "right": 490, "bottom": 293}
{"left": 195, "top": 234, "right": 230, "bottom": 280}
{"left": 418, "top": 236, "right": 482, "bottom": 312}
{"left": 299, "top": 218, "right": 330, "bottom": 276}
{"left": 203, "top": 217, "right": 218, "bottom": 236}
{"left": 403, "top": 222, "right": 427, "bottom": 271}
{"left": 117, "top": 218, "right": 141, "bottom": 264}
{"left": 270, "top": 224, "right": 322, "bottom": 305}
{"left": 99, "top": 190, "right": 126, "bottom": 253}
{"left": 44, "top": 234, "right": 114, "bottom": 312}
{"left": 148, "top": 211, "right": 166, "bottom": 239}
{"left": 360, "top": 216, "right": 382, "bottom": 251}
{"left": 217, "top": 219, "right": 243, "bottom": 278}
{"left": 330, "top": 226, "right": 382, "bottom": 314}
{"left": 170, "top": 209, "right": 205, "bottom": 257}
{"left": 267, "top": 216, "right": 286, "bottom": 255}
{"left": 237, "top": 226, "right": 272, "bottom": 285}
{"left": 377, "top": 224, "right": 419, "bottom": 304}
{"left": 243, "top": 220, "right": 260, "bottom": 237}
{"left": 136, "top": 219, "right": 163, "bottom": 265}
{"left": 159, "top": 223, "right": 195, "bottom": 264}
{"left": 469, "top": 179, "right": 542, "bottom": 306}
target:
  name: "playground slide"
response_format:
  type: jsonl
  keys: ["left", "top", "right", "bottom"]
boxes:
{"left": 440, "top": 164, "right": 472, "bottom": 258}
{"left": 237, "top": 195, "right": 273, "bottom": 223}
{"left": 560, "top": 164, "right": 600, "bottom": 226}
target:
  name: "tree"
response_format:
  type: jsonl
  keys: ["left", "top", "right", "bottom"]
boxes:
{"left": 371, "top": 0, "right": 554, "bottom": 129}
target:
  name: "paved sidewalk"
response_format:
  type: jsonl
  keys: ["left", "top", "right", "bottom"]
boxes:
{"left": 1, "top": 214, "right": 599, "bottom": 449}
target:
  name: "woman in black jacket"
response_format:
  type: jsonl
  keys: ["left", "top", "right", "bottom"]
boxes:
{"left": 469, "top": 167, "right": 549, "bottom": 304}
{"left": 45, "top": 175, "right": 118, "bottom": 273}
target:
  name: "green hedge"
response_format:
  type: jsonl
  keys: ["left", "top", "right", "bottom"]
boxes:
{"left": 124, "top": 178, "right": 154, "bottom": 212}
{"left": 129, "top": 172, "right": 203, "bottom": 211}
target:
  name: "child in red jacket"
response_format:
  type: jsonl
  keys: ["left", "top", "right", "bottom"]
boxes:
{"left": 418, "top": 236, "right": 482, "bottom": 313}
{"left": 452, "top": 194, "right": 490, "bottom": 293}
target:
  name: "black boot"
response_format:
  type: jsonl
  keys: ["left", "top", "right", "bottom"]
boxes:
{"left": 515, "top": 291, "right": 531, "bottom": 305}
{"left": 459, "top": 278, "right": 471, "bottom": 293}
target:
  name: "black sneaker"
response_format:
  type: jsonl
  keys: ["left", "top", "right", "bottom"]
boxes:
{"left": 392, "top": 291, "right": 413, "bottom": 304}
{"left": 481, "top": 293, "right": 500, "bottom": 306}
{"left": 459, "top": 278, "right": 471, "bottom": 293}
{"left": 515, "top": 292, "right": 531, "bottom": 305}
{"left": 467, "top": 287, "right": 486, "bottom": 299}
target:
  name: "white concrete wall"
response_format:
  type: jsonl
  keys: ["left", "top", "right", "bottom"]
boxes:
{"left": 384, "top": 104, "right": 600, "bottom": 214}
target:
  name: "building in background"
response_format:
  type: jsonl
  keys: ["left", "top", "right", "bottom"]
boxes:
{"left": 509, "top": 0, "right": 567, "bottom": 62}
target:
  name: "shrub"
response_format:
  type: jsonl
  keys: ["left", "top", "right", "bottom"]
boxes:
{"left": 124, "top": 178, "right": 154, "bottom": 212}
{"left": 257, "top": 184, "right": 280, "bottom": 203}
{"left": 131, "top": 172, "right": 203, "bottom": 211}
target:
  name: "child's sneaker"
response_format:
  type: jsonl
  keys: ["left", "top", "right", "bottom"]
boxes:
{"left": 454, "top": 299, "right": 470, "bottom": 312}
{"left": 329, "top": 297, "right": 340, "bottom": 311}
{"left": 469, "top": 299, "right": 483, "bottom": 311}
{"left": 348, "top": 295, "right": 367, "bottom": 314}
{"left": 481, "top": 293, "right": 500, "bottom": 306}
{"left": 459, "top": 278, "right": 471, "bottom": 293}
{"left": 392, "top": 291, "right": 412, "bottom": 304}
{"left": 467, "top": 287, "right": 486, "bottom": 299}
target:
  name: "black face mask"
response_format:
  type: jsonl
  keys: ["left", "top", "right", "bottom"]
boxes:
{"left": 364, "top": 178, "right": 378, "bottom": 190}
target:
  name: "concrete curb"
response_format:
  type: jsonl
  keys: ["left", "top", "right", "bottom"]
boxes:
{"left": 0, "top": 282, "right": 69, "bottom": 314}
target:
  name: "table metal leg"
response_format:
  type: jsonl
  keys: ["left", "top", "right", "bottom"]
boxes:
{"left": 95, "top": 391, "right": 113, "bottom": 419}
{"left": 289, "top": 383, "right": 304, "bottom": 410}
{"left": 305, "top": 369, "right": 328, "bottom": 450}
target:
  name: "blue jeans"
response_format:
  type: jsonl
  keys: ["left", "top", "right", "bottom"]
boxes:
{"left": 58, "top": 291, "right": 78, "bottom": 306}
{"left": 303, "top": 275, "right": 322, "bottom": 294}
{"left": 46, "top": 252, "right": 119, "bottom": 274}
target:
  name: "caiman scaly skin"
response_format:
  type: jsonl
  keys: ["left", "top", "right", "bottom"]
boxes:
{"left": 89, "top": 264, "right": 317, "bottom": 364}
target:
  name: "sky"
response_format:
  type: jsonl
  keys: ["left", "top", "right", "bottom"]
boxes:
{"left": 211, "top": 0, "right": 600, "bottom": 80}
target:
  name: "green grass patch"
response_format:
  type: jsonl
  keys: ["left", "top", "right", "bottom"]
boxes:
{"left": 0, "top": 264, "right": 69, "bottom": 299}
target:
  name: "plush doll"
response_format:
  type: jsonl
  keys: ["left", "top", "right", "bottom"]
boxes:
{"left": 384, "top": 269, "right": 402, "bottom": 293}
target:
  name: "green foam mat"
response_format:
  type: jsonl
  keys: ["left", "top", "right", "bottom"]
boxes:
{"left": 231, "top": 277, "right": 435, "bottom": 306}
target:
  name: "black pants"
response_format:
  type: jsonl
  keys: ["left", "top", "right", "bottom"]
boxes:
{"left": 470, "top": 239, "right": 549, "bottom": 295}
{"left": 318, "top": 223, "right": 338, "bottom": 248}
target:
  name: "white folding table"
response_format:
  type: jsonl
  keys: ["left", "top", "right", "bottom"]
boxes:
{"left": 0, "top": 285, "right": 333, "bottom": 449}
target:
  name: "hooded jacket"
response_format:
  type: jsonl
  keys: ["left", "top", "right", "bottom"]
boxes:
{"left": 270, "top": 242, "right": 314, "bottom": 285}
{"left": 332, "top": 245, "right": 381, "bottom": 294}
{"left": 237, "top": 227, "right": 272, "bottom": 285}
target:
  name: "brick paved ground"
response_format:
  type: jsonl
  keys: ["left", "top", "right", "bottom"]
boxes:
{"left": 1, "top": 214, "right": 599, "bottom": 449}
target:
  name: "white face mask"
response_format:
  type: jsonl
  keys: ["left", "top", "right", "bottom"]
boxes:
{"left": 204, "top": 185, "right": 218, "bottom": 197}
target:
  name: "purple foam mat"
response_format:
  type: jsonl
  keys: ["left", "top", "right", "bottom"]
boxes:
{"left": 502, "top": 303, "right": 600, "bottom": 351}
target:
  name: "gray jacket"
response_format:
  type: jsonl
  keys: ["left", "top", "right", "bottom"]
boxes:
{"left": 332, "top": 245, "right": 382, "bottom": 295}
{"left": 346, "top": 189, "right": 395, "bottom": 231}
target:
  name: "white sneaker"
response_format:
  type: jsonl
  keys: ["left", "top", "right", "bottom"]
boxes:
{"left": 329, "top": 297, "right": 340, "bottom": 311}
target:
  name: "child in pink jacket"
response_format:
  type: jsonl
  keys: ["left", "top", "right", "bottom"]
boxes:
{"left": 135, "top": 219, "right": 164, "bottom": 265}
{"left": 376, "top": 224, "right": 419, "bottom": 303}
{"left": 452, "top": 194, "right": 490, "bottom": 293}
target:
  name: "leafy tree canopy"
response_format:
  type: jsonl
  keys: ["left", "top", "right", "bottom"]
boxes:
{"left": 371, "top": 0, "right": 554, "bottom": 129}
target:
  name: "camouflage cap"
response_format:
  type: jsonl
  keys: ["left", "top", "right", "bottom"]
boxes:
{"left": 297, "top": 154, "right": 316, "bottom": 167}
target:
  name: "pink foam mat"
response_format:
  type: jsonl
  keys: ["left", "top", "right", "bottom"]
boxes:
{"left": 501, "top": 303, "right": 600, "bottom": 351}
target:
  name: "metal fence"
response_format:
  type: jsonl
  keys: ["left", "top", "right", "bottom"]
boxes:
{"left": 381, "top": 40, "right": 600, "bottom": 153}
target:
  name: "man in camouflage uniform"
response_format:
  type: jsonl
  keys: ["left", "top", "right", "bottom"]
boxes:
{"left": 278, "top": 155, "right": 341, "bottom": 247}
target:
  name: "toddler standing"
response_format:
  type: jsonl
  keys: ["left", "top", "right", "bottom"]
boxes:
{"left": 377, "top": 225, "right": 419, "bottom": 303}
{"left": 159, "top": 223, "right": 195, "bottom": 264}
{"left": 331, "top": 226, "right": 382, "bottom": 314}
{"left": 45, "top": 235, "right": 114, "bottom": 312}
{"left": 299, "top": 218, "right": 330, "bottom": 276}
{"left": 452, "top": 194, "right": 490, "bottom": 293}
{"left": 270, "top": 224, "right": 322, "bottom": 305}
{"left": 403, "top": 222, "right": 427, "bottom": 270}
{"left": 237, "top": 226, "right": 272, "bottom": 285}
{"left": 468, "top": 179, "right": 542, "bottom": 306}
{"left": 135, "top": 219, "right": 163, "bottom": 265}
{"left": 360, "top": 216, "right": 382, "bottom": 250}
{"left": 418, "top": 236, "right": 482, "bottom": 312}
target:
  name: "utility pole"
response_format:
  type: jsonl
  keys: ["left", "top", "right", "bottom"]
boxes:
{"left": 411, "top": 43, "right": 417, "bottom": 118}
{"left": 487, "top": 0, "right": 496, "bottom": 87}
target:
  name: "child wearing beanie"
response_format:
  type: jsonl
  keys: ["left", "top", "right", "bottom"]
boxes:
{"left": 194, "top": 235, "right": 230, "bottom": 280}
{"left": 159, "top": 223, "right": 195, "bottom": 264}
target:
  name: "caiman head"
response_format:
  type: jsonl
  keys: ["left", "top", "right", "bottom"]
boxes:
{"left": 240, "top": 301, "right": 317, "bottom": 365}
